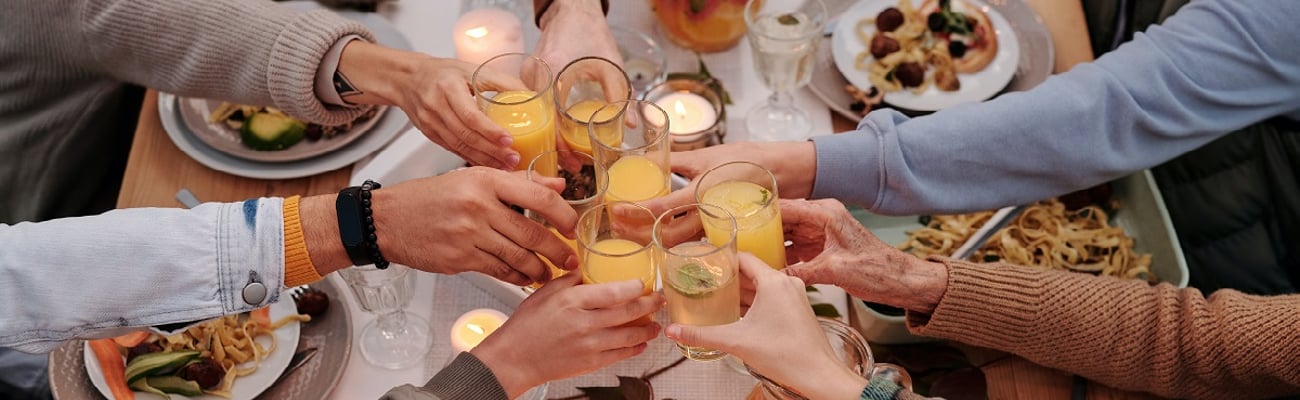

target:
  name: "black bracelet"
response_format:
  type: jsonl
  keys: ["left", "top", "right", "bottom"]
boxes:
{"left": 336, "top": 179, "right": 390, "bottom": 269}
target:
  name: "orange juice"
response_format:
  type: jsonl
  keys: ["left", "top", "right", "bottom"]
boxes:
{"left": 700, "top": 181, "right": 786, "bottom": 269}
{"left": 561, "top": 100, "right": 621, "bottom": 155}
{"left": 484, "top": 90, "right": 556, "bottom": 174}
{"left": 530, "top": 228, "right": 579, "bottom": 291}
{"left": 582, "top": 238, "right": 655, "bottom": 324}
{"left": 605, "top": 155, "right": 669, "bottom": 203}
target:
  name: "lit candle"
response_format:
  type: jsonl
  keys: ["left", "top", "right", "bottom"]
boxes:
{"left": 653, "top": 92, "right": 718, "bottom": 140}
{"left": 449, "top": 308, "right": 508, "bottom": 353}
{"left": 452, "top": 8, "right": 525, "bottom": 66}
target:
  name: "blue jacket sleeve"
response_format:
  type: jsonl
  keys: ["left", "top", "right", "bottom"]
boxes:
{"left": 811, "top": 0, "right": 1300, "bottom": 215}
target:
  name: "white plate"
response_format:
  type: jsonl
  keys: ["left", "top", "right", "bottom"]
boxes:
{"left": 84, "top": 299, "right": 301, "bottom": 400}
{"left": 831, "top": 0, "right": 1021, "bottom": 111}
{"left": 179, "top": 98, "right": 389, "bottom": 163}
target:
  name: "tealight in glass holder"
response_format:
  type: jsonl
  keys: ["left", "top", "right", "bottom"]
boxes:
{"left": 643, "top": 78, "right": 726, "bottom": 152}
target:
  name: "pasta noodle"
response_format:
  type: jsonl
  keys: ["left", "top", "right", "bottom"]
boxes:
{"left": 899, "top": 199, "right": 1155, "bottom": 282}
{"left": 856, "top": 0, "right": 958, "bottom": 93}
{"left": 151, "top": 311, "right": 310, "bottom": 398}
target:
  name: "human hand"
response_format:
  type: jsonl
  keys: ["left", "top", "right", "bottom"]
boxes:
{"left": 779, "top": 199, "right": 948, "bottom": 314}
{"left": 639, "top": 141, "right": 818, "bottom": 217}
{"left": 535, "top": 0, "right": 622, "bottom": 75}
{"left": 665, "top": 253, "right": 868, "bottom": 400}
{"left": 336, "top": 41, "right": 527, "bottom": 169}
{"left": 473, "top": 274, "right": 663, "bottom": 398}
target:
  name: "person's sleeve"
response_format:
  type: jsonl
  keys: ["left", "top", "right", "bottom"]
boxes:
{"left": 907, "top": 258, "right": 1300, "bottom": 399}
{"left": 811, "top": 0, "right": 1300, "bottom": 215}
{"left": 74, "top": 0, "right": 376, "bottom": 125}
{"left": 380, "top": 352, "right": 509, "bottom": 400}
{"left": 0, "top": 198, "right": 288, "bottom": 353}
{"left": 314, "top": 35, "right": 367, "bottom": 108}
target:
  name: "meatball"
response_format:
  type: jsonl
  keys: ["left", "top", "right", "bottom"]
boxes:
{"left": 126, "top": 342, "right": 163, "bottom": 364}
{"left": 875, "top": 7, "right": 905, "bottom": 33}
{"left": 947, "top": 40, "right": 967, "bottom": 58}
{"left": 180, "top": 358, "right": 225, "bottom": 390}
{"left": 294, "top": 289, "right": 330, "bottom": 318}
{"left": 869, "top": 35, "right": 901, "bottom": 59}
{"left": 894, "top": 62, "right": 926, "bottom": 87}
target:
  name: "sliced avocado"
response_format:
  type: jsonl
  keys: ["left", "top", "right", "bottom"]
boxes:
{"left": 124, "top": 350, "right": 199, "bottom": 384}
{"left": 129, "top": 378, "right": 169, "bottom": 398}
{"left": 240, "top": 111, "right": 307, "bottom": 151}
{"left": 147, "top": 375, "right": 205, "bottom": 397}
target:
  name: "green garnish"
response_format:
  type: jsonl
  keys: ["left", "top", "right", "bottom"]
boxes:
{"left": 777, "top": 13, "right": 799, "bottom": 25}
{"left": 811, "top": 303, "right": 842, "bottom": 318}
{"left": 756, "top": 188, "right": 772, "bottom": 205}
{"left": 689, "top": 0, "right": 707, "bottom": 14}
{"left": 674, "top": 263, "right": 717, "bottom": 296}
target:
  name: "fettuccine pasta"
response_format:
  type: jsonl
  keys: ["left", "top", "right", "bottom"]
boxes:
{"left": 156, "top": 313, "right": 310, "bottom": 398}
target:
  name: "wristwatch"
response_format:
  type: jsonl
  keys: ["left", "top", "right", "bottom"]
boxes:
{"left": 336, "top": 179, "right": 390, "bottom": 269}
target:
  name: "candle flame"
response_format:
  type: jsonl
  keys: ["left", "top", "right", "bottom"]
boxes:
{"left": 467, "top": 323, "right": 485, "bottom": 335}
{"left": 465, "top": 26, "right": 489, "bottom": 39}
{"left": 673, "top": 100, "right": 688, "bottom": 116}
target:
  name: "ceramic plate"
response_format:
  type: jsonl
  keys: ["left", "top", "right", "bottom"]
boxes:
{"left": 178, "top": 98, "right": 388, "bottom": 163}
{"left": 830, "top": 0, "right": 1021, "bottom": 111}
{"left": 84, "top": 300, "right": 300, "bottom": 400}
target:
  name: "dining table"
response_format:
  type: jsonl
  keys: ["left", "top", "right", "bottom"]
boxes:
{"left": 104, "top": 0, "right": 1162, "bottom": 399}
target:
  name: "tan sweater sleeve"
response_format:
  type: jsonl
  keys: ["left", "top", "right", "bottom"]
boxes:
{"left": 907, "top": 257, "right": 1300, "bottom": 399}
{"left": 75, "top": 0, "right": 375, "bottom": 125}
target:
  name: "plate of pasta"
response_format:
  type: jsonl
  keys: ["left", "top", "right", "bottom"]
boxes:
{"left": 83, "top": 298, "right": 306, "bottom": 399}
{"left": 830, "top": 0, "right": 1020, "bottom": 111}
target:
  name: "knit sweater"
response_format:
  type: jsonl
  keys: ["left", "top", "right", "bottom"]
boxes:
{"left": 0, "top": 0, "right": 374, "bottom": 222}
{"left": 909, "top": 258, "right": 1300, "bottom": 399}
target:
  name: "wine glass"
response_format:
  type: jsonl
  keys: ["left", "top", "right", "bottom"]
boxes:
{"left": 743, "top": 0, "right": 828, "bottom": 141}
{"left": 338, "top": 265, "right": 431, "bottom": 369}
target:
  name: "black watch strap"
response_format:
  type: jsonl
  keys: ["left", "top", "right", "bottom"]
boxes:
{"left": 336, "top": 179, "right": 390, "bottom": 269}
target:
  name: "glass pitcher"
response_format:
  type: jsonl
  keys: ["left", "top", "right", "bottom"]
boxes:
{"left": 651, "top": 0, "right": 757, "bottom": 53}
{"left": 746, "top": 318, "right": 912, "bottom": 400}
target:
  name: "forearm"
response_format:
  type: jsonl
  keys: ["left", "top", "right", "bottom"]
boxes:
{"left": 77, "top": 0, "right": 375, "bottom": 125}
{"left": 534, "top": 0, "right": 607, "bottom": 29}
{"left": 0, "top": 199, "right": 288, "bottom": 353}
{"left": 812, "top": 0, "right": 1300, "bottom": 215}
{"left": 909, "top": 259, "right": 1300, "bottom": 399}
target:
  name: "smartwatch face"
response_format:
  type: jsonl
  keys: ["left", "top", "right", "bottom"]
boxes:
{"left": 337, "top": 191, "right": 365, "bottom": 247}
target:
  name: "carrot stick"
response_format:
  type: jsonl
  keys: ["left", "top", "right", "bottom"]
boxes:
{"left": 88, "top": 339, "right": 134, "bottom": 400}
{"left": 251, "top": 307, "right": 271, "bottom": 328}
{"left": 112, "top": 331, "right": 150, "bottom": 348}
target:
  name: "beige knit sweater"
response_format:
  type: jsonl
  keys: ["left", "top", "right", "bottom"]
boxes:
{"left": 909, "top": 258, "right": 1300, "bottom": 399}
{"left": 0, "top": 0, "right": 373, "bottom": 222}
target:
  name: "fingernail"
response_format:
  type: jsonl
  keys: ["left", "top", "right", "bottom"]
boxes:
{"left": 499, "top": 135, "right": 514, "bottom": 146}
{"left": 503, "top": 153, "right": 520, "bottom": 169}
{"left": 665, "top": 324, "right": 680, "bottom": 338}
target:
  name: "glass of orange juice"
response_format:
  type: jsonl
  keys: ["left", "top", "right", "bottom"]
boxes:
{"left": 695, "top": 161, "right": 787, "bottom": 270}
{"left": 473, "top": 53, "right": 557, "bottom": 174}
{"left": 576, "top": 201, "right": 658, "bottom": 325}
{"left": 523, "top": 150, "right": 607, "bottom": 293}
{"left": 554, "top": 57, "right": 632, "bottom": 156}
{"left": 587, "top": 100, "right": 671, "bottom": 205}
{"left": 653, "top": 202, "right": 739, "bottom": 361}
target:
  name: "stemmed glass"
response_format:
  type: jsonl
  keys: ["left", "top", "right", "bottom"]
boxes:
{"left": 743, "top": 0, "right": 828, "bottom": 141}
{"left": 338, "top": 265, "right": 430, "bottom": 369}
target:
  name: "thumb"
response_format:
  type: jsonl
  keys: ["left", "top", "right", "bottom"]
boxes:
{"left": 669, "top": 150, "right": 708, "bottom": 179}
{"left": 665, "top": 323, "right": 741, "bottom": 353}
{"left": 639, "top": 183, "right": 696, "bottom": 217}
{"left": 784, "top": 257, "right": 836, "bottom": 286}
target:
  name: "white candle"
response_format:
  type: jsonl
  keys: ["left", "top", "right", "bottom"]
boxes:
{"left": 654, "top": 92, "right": 718, "bottom": 140}
{"left": 452, "top": 8, "right": 525, "bottom": 66}
{"left": 449, "top": 308, "right": 508, "bottom": 353}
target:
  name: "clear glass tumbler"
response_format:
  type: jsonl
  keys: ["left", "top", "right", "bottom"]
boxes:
{"left": 522, "top": 150, "right": 608, "bottom": 293}
{"left": 694, "top": 161, "right": 787, "bottom": 270}
{"left": 554, "top": 57, "right": 632, "bottom": 156}
{"left": 472, "top": 53, "right": 556, "bottom": 173}
{"left": 653, "top": 203, "right": 740, "bottom": 361}
{"left": 338, "top": 265, "right": 431, "bottom": 369}
{"left": 587, "top": 100, "right": 672, "bottom": 205}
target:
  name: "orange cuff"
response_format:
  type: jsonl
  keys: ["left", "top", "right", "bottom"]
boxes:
{"left": 283, "top": 196, "right": 324, "bottom": 287}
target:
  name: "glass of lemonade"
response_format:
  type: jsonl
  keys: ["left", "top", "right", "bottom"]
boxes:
{"left": 654, "top": 203, "right": 741, "bottom": 361}
{"left": 576, "top": 201, "right": 658, "bottom": 324}
{"left": 695, "top": 161, "right": 787, "bottom": 270}
{"left": 523, "top": 150, "right": 607, "bottom": 293}
{"left": 587, "top": 99, "right": 672, "bottom": 205}
{"left": 743, "top": 0, "right": 827, "bottom": 141}
{"left": 554, "top": 57, "right": 632, "bottom": 156}
{"left": 473, "top": 53, "right": 557, "bottom": 174}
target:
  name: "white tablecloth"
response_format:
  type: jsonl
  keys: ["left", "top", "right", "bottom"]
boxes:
{"left": 334, "top": 1, "right": 840, "bottom": 398}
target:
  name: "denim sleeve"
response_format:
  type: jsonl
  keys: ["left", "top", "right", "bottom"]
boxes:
{"left": 0, "top": 198, "right": 286, "bottom": 353}
{"left": 812, "top": 0, "right": 1300, "bottom": 215}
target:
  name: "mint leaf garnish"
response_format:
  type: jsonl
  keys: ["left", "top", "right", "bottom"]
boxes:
{"left": 778, "top": 13, "right": 799, "bottom": 25}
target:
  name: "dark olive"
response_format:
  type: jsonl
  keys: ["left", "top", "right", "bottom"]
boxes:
{"left": 304, "top": 125, "right": 323, "bottom": 141}
{"left": 180, "top": 358, "right": 225, "bottom": 390}
{"left": 895, "top": 62, "right": 926, "bottom": 87}
{"left": 917, "top": 215, "right": 933, "bottom": 226}
{"left": 294, "top": 290, "right": 330, "bottom": 318}
{"left": 927, "top": 12, "right": 947, "bottom": 32}
{"left": 948, "top": 40, "right": 967, "bottom": 58}
{"left": 875, "top": 7, "right": 905, "bottom": 33}
{"left": 870, "top": 35, "right": 901, "bottom": 59}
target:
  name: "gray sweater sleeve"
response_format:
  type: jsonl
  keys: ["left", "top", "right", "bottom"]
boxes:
{"left": 73, "top": 0, "right": 376, "bottom": 125}
{"left": 381, "top": 352, "right": 510, "bottom": 400}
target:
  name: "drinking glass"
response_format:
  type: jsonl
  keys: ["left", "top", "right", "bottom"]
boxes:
{"left": 554, "top": 57, "right": 632, "bottom": 156}
{"left": 610, "top": 26, "right": 667, "bottom": 96}
{"left": 587, "top": 99, "right": 671, "bottom": 204}
{"left": 747, "top": 318, "right": 912, "bottom": 399}
{"left": 473, "top": 53, "right": 556, "bottom": 174}
{"left": 653, "top": 203, "right": 740, "bottom": 361}
{"left": 695, "top": 161, "right": 787, "bottom": 270}
{"left": 653, "top": 0, "right": 752, "bottom": 53}
{"left": 743, "top": 0, "right": 827, "bottom": 141}
{"left": 338, "top": 265, "right": 431, "bottom": 369}
{"left": 576, "top": 201, "right": 658, "bottom": 324}
{"left": 523, "top": 150, "right": 608, "bottom": 293}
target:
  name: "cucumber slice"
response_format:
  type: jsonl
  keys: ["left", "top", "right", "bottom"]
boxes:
{"left": 240, "top": 112, "right": 307, "bottom": 151}
{"left": 124, "top": 350, "right": 199, "bottom": 384}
